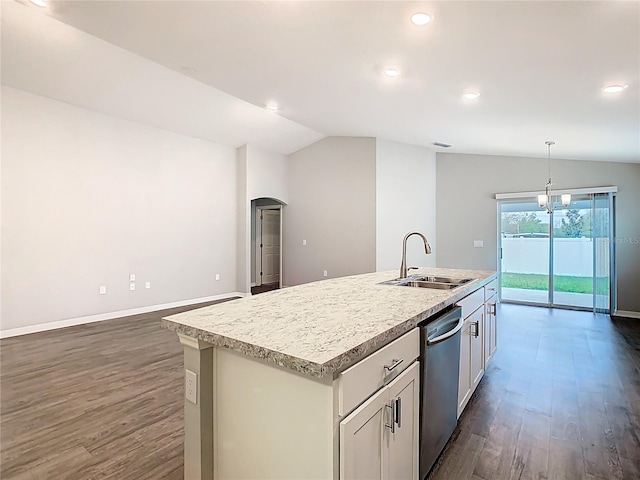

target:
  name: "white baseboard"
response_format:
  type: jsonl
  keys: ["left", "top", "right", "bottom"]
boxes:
{"left": 613, "top": 310, "right": 640, "bottom": 319}
{"left": 0, "top": 292, "right": 247, "bottom": 339}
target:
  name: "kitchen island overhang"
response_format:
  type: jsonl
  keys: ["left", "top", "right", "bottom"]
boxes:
{"left": 162, "top": 268, "right": 497, "bottom": 379}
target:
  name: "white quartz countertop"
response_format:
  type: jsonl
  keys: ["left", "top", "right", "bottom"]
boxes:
{"left": 162, "top": 268, "right": 496, "bottom": 378}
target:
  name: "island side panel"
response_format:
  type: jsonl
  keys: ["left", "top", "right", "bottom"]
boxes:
{"left": 179, "top": 335, "right": 214, "bottom": 480}
{"left": 215, "top": 347, "right": 335, "bottom": 479}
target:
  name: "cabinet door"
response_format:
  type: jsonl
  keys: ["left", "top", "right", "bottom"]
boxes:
{"left": 490, "top": 301, "right": 498, "bottom": 358}
{"left": 386, "top": 362, "right": 420, "bottom": 480}
{"left": 340, "top": 383, "right": 388, "bottom": 480}
{"left": 470, "top": 306, "right": 485, "bottom": 390}
{"left": 484, "top": 299, "right": 497, "bottom": 367}
{"left": 458, "top": 318, "right": 472, "bottom": 418}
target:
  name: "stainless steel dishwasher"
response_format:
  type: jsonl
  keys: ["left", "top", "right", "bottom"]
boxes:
{"left": 418, "top": 305, "right": 464, "bottom": 479}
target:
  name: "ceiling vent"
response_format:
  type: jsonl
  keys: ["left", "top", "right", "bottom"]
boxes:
{"left": 432, "top": 142, "right": 452, "bottom": 148}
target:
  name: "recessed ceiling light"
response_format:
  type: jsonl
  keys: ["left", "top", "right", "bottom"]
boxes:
{"left": 463, "top": 92, "right": 480, "bottom": 100}
{"left": 266, "top": 103, "right": 279, "bottom": 112}
{"left": 602, "top": 84, "right": 628, "bottom": 94}
{"left": 411, "top": 13, "right": 433, "bottom": 26}
{"left": 29, "top": 0, "right": 48, "bottom": 6}
{"left": 384, "top": 68, "right": 400, "bottom": 78}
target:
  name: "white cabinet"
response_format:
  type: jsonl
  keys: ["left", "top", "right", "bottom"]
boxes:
{"left": 340, "top": 362, "right": 420, "bottom": 480}
{"left": 457, "top": 305, "right": 484, "bottom": 417}
{"left": 457, "top": 276, "right": 499, "bottom": 418}
{"left": 470, "top": 306, "right": 485, "bottom": 390}
{"left": 340, "top": 387, "right": 386, "bottom": 480}
{"left": 484, "top": 293, "right": 498, "bottom": 368}
{"left": 338, "top": 328, "right": 420, "bottom": 416}
{"left": 458, "top": 317, "right": 472, "bottom": 418}
{"left": 387, "top": 363, "right": 420, "bottom": 480}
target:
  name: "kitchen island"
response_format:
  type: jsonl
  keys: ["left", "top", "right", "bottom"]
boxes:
{"left": 162, "top": 267, "right": 497, "bottom": 480}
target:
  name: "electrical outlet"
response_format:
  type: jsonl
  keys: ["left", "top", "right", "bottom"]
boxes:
{"left": 473, "top": 240, "right": 484, "bottom": 248}
{"left": 215, "top": 273, "right": 220, "bottom": 281}
{"left": 145, "top": 282, "right": 151, "bottom": 289}
{"left": 99, "top": 285, "right": 107, "bottom": 295}
{"left": 302, "top": 239, "right": 307, "bottom": 246}
{"left": 129, "top": 283, "right": 135, "bottom": 291}
{"left": 129, "top": 273, "right": 136, "bottom": 282}
{"left": 323, "top": 270, "right": 328, "bottom": 277}
{"left": 185, "top": 370, "right": 197, "bottom": 404}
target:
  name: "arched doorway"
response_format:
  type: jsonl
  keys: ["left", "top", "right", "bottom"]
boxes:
{"left": 251, "top": 198, "right": 285, "bottom": 294}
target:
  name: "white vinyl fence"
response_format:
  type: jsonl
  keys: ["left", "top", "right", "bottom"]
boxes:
{"left": 502, "top": 238, "right": 609, "bottom": 277}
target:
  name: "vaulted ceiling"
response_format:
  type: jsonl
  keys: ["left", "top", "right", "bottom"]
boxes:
{"left": 3, "top": 0, "right": 639, "bottom": 161}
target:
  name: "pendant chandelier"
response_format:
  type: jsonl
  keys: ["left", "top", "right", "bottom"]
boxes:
{"left": 537, "top": 141, "right": 571, "bottom": 214}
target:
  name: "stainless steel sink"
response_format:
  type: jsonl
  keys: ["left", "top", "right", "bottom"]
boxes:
{"left": 405, "top": 281, "right": 467, "bottom": 290}
{"left": 379, "top": 275, "right": 476, "bottom": 290}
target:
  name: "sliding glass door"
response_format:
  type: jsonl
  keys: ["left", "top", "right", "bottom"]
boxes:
{"left": 500, "top": 201, "right": 551, "bottom": 304}
{"left": 551, "top": 195, "right": 593, "bottom": 309}
{"left": 498, "top": 192, "right": 615, "bottom": 312}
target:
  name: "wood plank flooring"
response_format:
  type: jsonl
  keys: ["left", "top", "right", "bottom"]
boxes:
{"left": 1, "top": 301, "right": 639, "bottom": 479}
{"left": 0, "top": 299, "right": 233, "bottom": 480}
{"left": 429, "top": 304, "right": 640, "bottom": 480}
{"left": 250, "top": 283, "right": 280, "bottom": 295}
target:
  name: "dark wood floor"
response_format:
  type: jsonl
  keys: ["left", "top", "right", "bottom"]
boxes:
{"left": 1, "top": 302, "right": 638, "bottom": 479}
{"left": 430, "top": 304, "right": 640, "bottom": 480}
{"left": 0, "top": 300, "right": 232, "bottom": 480}
{"left": 250, "top": 282, "right": 280, "bottom": 295}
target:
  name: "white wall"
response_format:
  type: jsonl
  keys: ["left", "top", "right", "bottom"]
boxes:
{"left": 247, "top": 146, "right": 288, "bottom": 204}
{"left": 436, "top": 152, "right": 640, "bottom": 314}
{"left": 246, "top": 145, "right": 288, "bottom": 287}
{"left": 284, "top": 137, "right": 377, "bottom": 286}
{"left": 375, "top": 139, "right": 437, "bottom": 272}
{"left": 236, "top": 145, "right": 250, "bottom": 294}
{"left": 1, "top": 86, "right": 238, "bottom": 334}
{"left": 236, "top": 145, "right": 289, "bottom": 292}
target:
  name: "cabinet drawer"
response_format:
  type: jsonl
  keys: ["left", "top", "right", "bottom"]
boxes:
{"left": 484, "top": 278, "right": 498, "bottom": 302}
{"left": 457, "top": 288, "right": 484, "bottom": 319}
{"left": 338, "top": 328, "right": 419, "bottom": 417}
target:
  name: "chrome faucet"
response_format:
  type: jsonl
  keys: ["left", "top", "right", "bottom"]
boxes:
{"left": 399, "top": 232, "right": 432, "bottom": 279}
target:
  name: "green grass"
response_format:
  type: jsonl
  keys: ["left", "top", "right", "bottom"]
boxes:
{"left": 502, "top": 273, "right": 609, "bottom": 295}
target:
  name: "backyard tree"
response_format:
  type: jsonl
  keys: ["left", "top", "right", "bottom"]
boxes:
{"left": 560, "top": 209, "right": 584, "bottom": 237}
{"left": 501, "top": 212, "right": 547, "bottom": 235}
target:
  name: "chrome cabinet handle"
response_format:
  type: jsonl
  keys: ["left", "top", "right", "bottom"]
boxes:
{"left": 384, "top": 358, "right": 404, "bottom": 372}
{"left": 395, "top": 397, "right": 402, "bottom": 428}
{"left": 471, "top": 321, "right": 479, "bottom": 337}
{"left": 385, "top": 402, "right": 395, "bottom": 433}
{"left": 488, "top": 303, "right": 496, "bottom": 315}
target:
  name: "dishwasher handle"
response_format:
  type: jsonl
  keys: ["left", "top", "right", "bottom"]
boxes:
{"left": 426, "top": 315, "right": 464, "bottom": 346}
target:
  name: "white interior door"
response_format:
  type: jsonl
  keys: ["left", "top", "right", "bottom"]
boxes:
{"left": 260, "top": 209, "right": 281, "bottom": 285}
